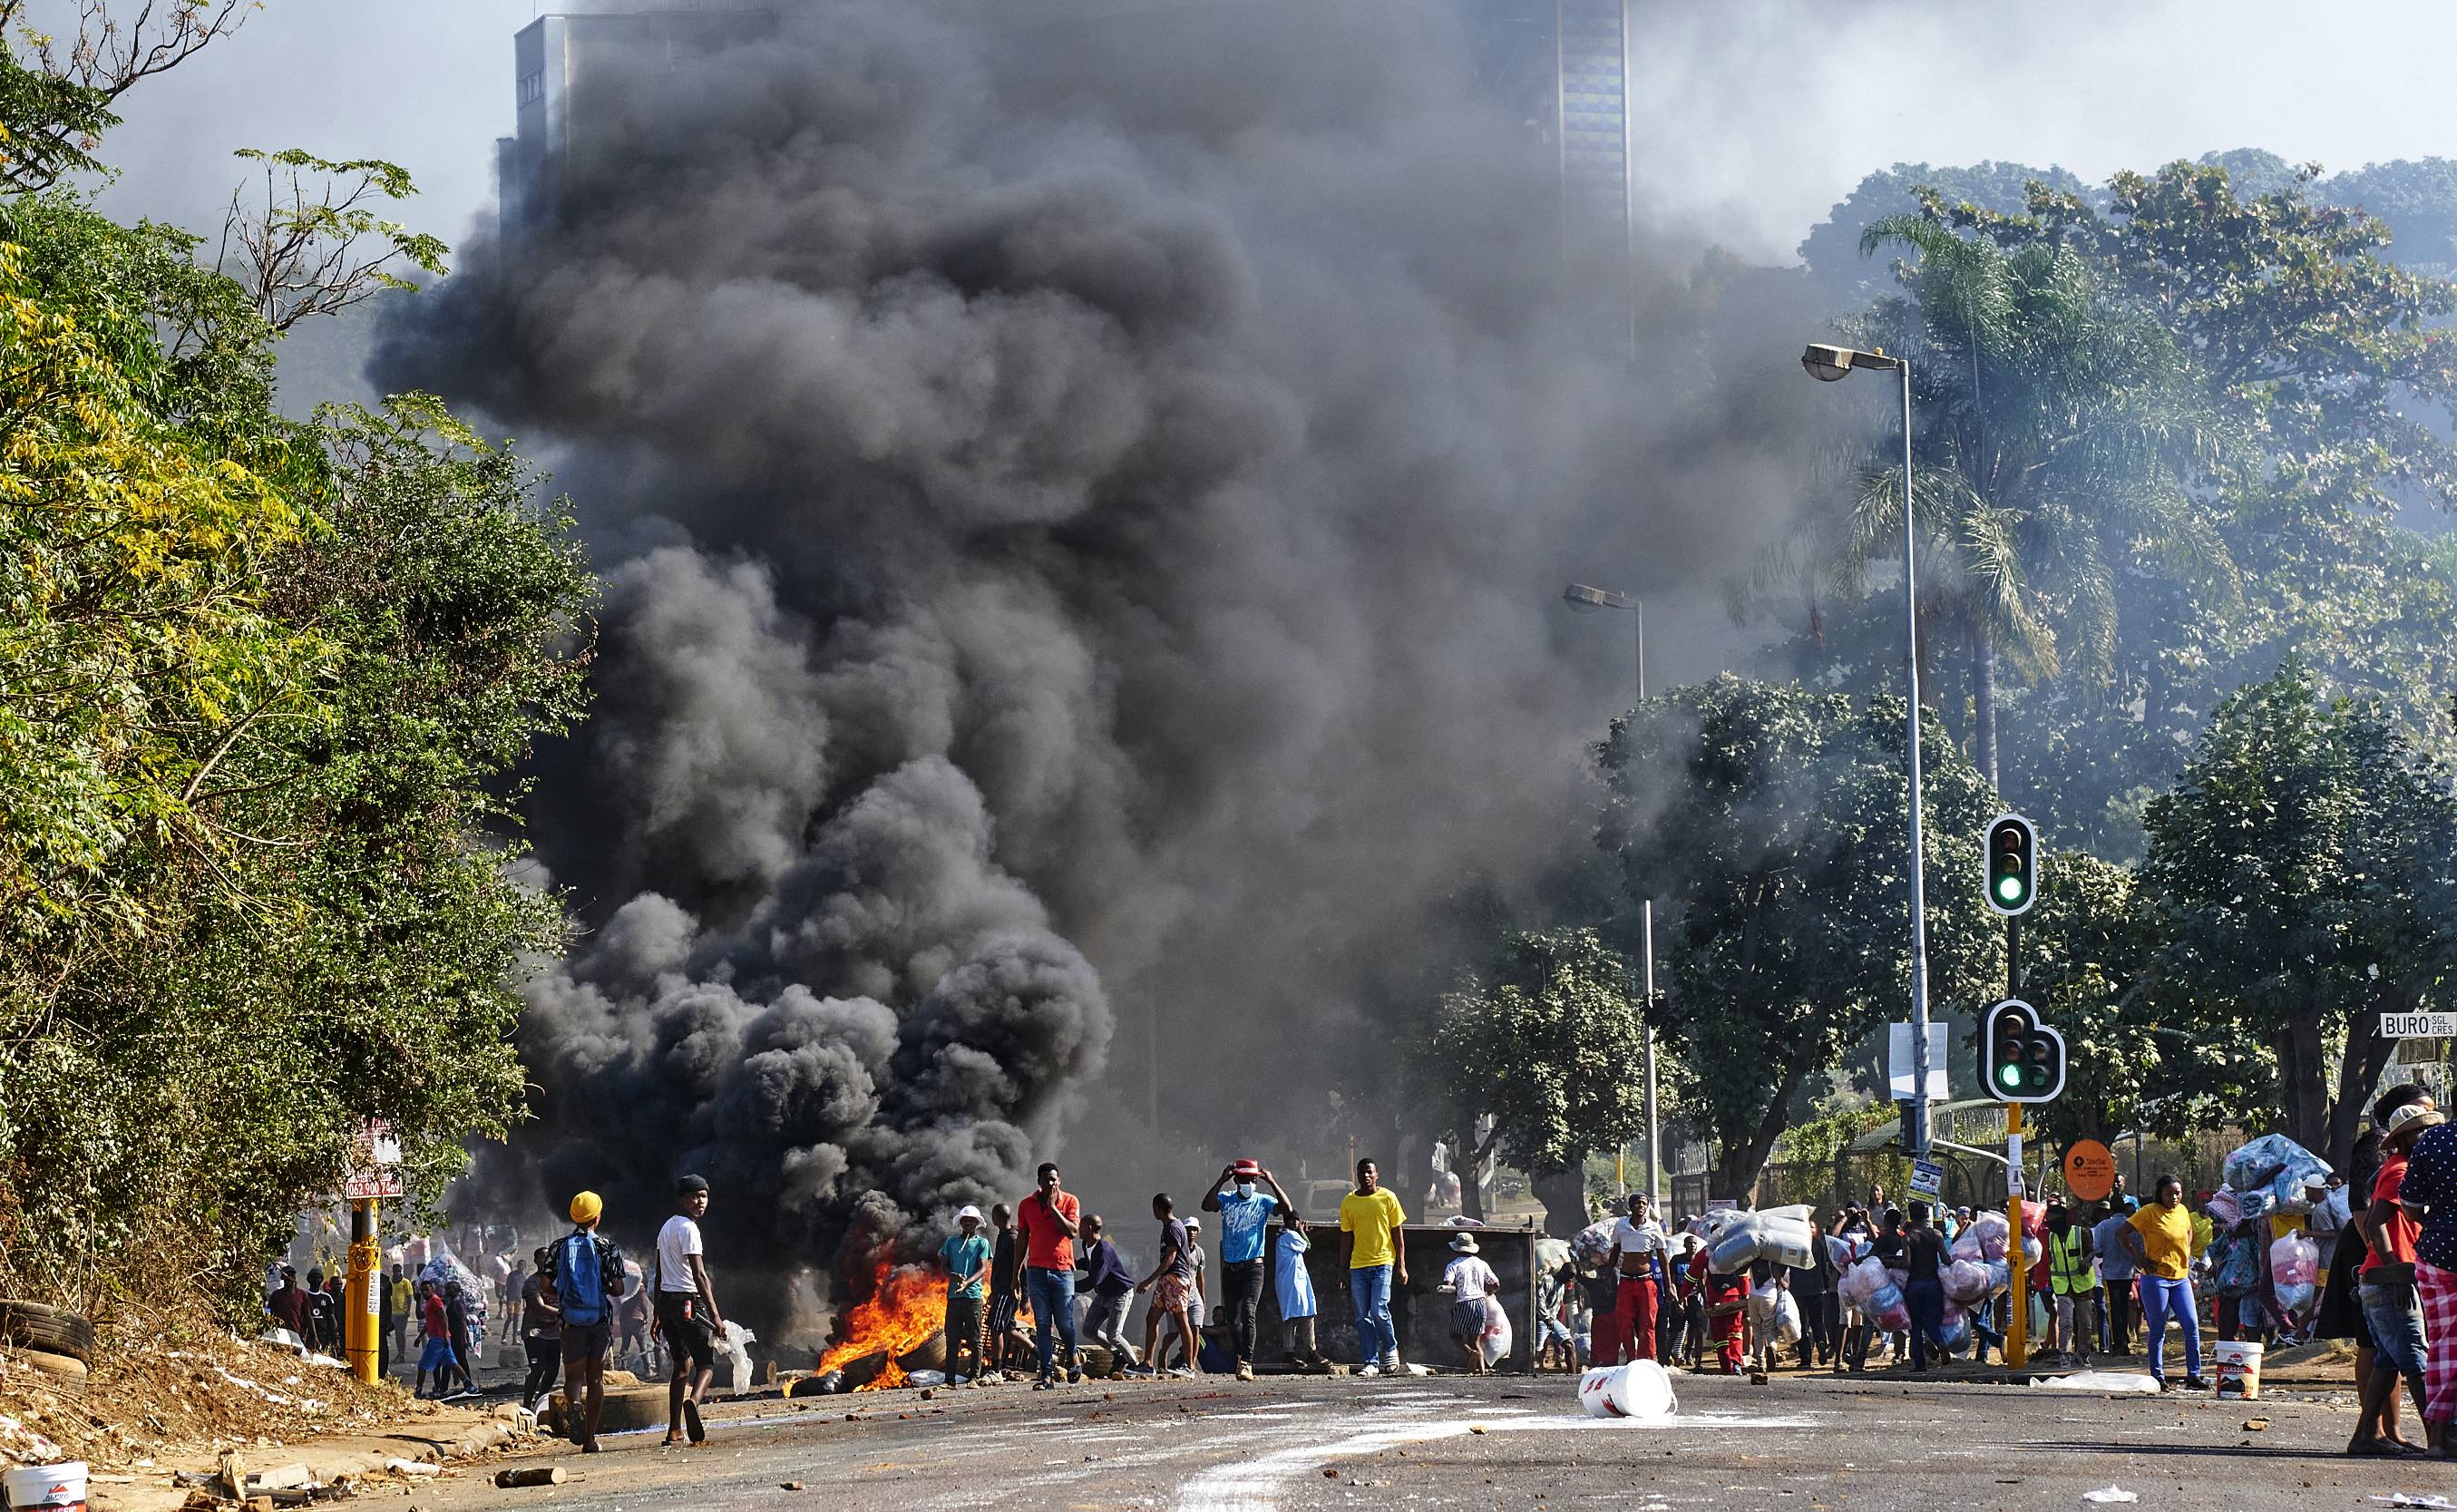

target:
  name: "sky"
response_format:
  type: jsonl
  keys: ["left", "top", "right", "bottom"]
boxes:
{"left": 83, "top": 0, "right": 2457, "bottom": 266}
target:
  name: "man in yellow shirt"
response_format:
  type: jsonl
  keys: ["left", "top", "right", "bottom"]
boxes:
{"left": 1340, "top": 1158, "right": 1409, "bottom": 1376}
{"left": 2121, "top": 1175, "right": 2210, "bottom": 1392}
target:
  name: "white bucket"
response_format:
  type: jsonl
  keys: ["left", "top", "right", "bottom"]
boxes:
{"left": 2211, "top": 1340, "right": 2262, "bottom": 1400}
{"left": 1576, "top": 1361, "right": 1677, "bottom": 1419}
{"left": 3, "top": 1462, "right": 87, "bottom": 1512}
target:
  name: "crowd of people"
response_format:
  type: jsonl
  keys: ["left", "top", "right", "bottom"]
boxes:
{"left": 258, "top": 1094, "right": 2457, "bottom": 1462}
{"left": 931, "top": 1156, "right": 1442, "bottom": 1390}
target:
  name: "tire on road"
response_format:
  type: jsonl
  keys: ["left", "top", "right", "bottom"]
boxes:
{"left": 12, "top": 1347, "right": 89, "bottom": 1394}
{"left": 0, "top": 1302, "right": 96, "bottom": 1364}
{"left": 551, "top": 1384, "right": 670, "bottom": 1437}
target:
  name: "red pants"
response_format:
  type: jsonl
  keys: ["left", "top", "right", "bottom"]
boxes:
{"left": 1612, "top": 1277, "right": 1659, "bottom": 1362}
{"left": 1708, "top": 1308, "right": 1743, "bottom": 1372}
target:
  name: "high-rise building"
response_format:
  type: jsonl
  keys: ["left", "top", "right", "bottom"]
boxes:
{"left": 500, "top": 0, "right": 1638, "bottom": 346}
{"left": 1458, "top": 1, "right": 1634, "bottom": 344}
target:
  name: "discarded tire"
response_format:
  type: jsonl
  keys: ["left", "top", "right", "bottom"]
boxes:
{"left": 11, "top": 1348, "right": 88, "bottom": 1395}
{"left": 0, "top": 1302, "right": 95, "bottom": 1364}
{"left": 551, "top": 1384, "right": 668, "bottom": 1436}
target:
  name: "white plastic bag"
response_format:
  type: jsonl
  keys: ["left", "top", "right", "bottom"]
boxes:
{"left": 1771, "top": 1288, "right": 1801, "bottom": 1345}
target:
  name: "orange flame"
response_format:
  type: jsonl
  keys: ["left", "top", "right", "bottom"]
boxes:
{"left": 816, "top": 1262, "right": 946, "bottom": 1391}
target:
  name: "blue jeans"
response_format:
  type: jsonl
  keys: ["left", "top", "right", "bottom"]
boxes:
{"left": 1350, "top": 1263, "right": 1397, "bottom": 1366}
{"left": 2361, "top": 1279, "right": 2427, "bottom": 1380}
{"left": 1904, "top": 1278, "right": 1946, "bottom": 1369}
{"left": 1025, "top": 1266, "right": 1078, "bottom": 1380}
{"left": 2139, "top": 1275, "right": 2200, "bottom": 1380}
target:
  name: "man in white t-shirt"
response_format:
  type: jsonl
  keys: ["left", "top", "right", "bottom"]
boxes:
{"left": 655, "top": 1175, "right": 723, "bottom": 1447}
{"left": 1608, "top": 1194, "right": 1671, "bottom": 1362}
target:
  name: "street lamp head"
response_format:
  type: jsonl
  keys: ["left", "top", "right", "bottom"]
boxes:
{"left": 1563, "top": 582, "right": 1632, "bottom": 613}
{"left": 1802, "top": 343, "right": 1903, "bottom": 382}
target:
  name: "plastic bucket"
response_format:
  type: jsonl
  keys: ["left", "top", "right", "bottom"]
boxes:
{"left": 1576, "top": 1361, "right": 1677, "bottom": 1419}
{"left": 3, "top": 1463, "right": 86, "bottom": 1512}
{"left": 2212, "top": 1340, "right": 2263, "bottom": 1400}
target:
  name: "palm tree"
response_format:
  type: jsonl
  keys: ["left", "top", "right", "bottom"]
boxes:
{"left": 1782, "top": 210, "right": 2237, "bottom": 787}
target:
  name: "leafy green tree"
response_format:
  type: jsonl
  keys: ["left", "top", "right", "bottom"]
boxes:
{"left": 1414, "top": 928, "right": 1644, "bottom": 1227}
{"left": 1809, "top": 208, "right": 2231, "bottom": 787}
{"left": 1597, "top": 676, "right": 2001, "bottom": 1198}
{"left": 2139, "top": 661, "right": 2457, "bottom": 1165}
{"left": 0, "top": 24, "right": 595, "bottom": 1313}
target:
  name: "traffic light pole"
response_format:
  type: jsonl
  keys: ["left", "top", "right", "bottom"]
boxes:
{"left": 2006, "top": 1101, "right": 2028, "bottom": 1368}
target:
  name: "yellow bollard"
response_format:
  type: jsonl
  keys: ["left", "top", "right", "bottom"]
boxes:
{"left": 346, "top": 1198, "right": 380, "bottom": 1385}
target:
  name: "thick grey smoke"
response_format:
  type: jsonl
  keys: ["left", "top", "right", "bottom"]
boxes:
{"left": 381, "top": 0, "right": 1822, "bottom": 1326}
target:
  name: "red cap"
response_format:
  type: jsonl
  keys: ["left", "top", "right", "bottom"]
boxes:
{"left": 1232, "top": 1159, "right": 1262, "bottom": 1176}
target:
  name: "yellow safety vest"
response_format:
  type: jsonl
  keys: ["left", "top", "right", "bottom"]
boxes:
{"left": 2048, "top": 1226, "right": 2091, "bottom": 1295}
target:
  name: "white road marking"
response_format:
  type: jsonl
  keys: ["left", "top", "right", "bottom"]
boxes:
{"left": 1175, "top": 1412, "right": 1818, "bottom": 1512}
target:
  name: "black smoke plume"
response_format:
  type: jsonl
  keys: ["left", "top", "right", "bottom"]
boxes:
{"left": 381, "top": 0, "right": 1821, "bottom": 1334}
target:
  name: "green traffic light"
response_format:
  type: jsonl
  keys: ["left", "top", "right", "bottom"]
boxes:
{"left": 1997, "top": 1064, "right": 2022, "bottom": 1090}
{"left": 1996, "top": 875, "right": 2023, "bottom": 902}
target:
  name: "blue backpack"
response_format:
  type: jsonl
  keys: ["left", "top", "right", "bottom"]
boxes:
{"left": 557, "top": 1233, "right": 609, "bottom": 1326}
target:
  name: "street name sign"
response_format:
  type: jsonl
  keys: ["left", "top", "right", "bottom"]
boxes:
{"left": 2384, "top": 1012, "right": 2457, "bottom": 1039}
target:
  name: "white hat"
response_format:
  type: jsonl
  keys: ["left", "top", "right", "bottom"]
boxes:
{"left": 1448, "top": 1234, "right": 1479, "bottom": 1253}
{"left": 2385, "top": 1104, "right": 2445, "bottom": 1140}
{"left": 956, "top": 1205, "right": 984, "bottom": 1223}
{"left": 1185, "top": 1217, "right": 1203, "bottom": 1230}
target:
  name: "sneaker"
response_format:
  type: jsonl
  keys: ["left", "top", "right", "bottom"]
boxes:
{"left": 1168, "top": 1366, "right": 1196, "bottom": 1380}
{"left": 2183, "top": 1375, "right": 2212, "bottom": 1392}
{"left": 1381, "top": 1351, "right": 1401, "bottom": 1373}
{"left": 1356, "top": 1364, "right": 1381, "bottom": 1378}
{"left": 1235, "top": 1362, "right": 1254, "bottom": 1382}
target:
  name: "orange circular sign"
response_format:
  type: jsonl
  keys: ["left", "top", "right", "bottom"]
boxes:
{"left": 2064, "top": 1140, "right": 2117, "bottom": 1204}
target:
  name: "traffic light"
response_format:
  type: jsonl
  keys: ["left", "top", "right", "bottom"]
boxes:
{"left": 1982, "top": 998, "right": 2065, "bottom": 1103}
{"left": 1984, "top": 814, "right": 2040, "bottom": 916}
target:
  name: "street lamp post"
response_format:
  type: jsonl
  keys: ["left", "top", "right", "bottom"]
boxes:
{"left": 1562, "top": 582, "right": 1662, "bottom": 1207}
{"left": 1799, "top": 342, "right": 1935, "bottom": 1159}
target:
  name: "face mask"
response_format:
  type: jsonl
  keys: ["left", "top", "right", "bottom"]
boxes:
{"left": 1236, "top": 1182, "right": 1256, "bottom": 1199}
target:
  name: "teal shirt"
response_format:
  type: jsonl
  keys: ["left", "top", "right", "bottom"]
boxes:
{"left": 940, "top": 1233, "right": 991, "bottom": 1300}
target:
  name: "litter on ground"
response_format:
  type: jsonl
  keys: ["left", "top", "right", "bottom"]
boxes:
{"left": 2033, "top": 1371, "right": 2161, "bottom": 1395}
{"left": 2082, "top": 1490, "right": 2139, "bottom": 1506}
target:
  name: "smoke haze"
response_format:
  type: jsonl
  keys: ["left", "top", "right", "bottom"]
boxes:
{"left": 373, "top": 0, "right": 1831, "bottom": 1324}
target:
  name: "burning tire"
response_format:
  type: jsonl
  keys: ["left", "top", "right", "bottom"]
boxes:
{"left": 0, "top": 1302, "right": 95, "bottom": 1365}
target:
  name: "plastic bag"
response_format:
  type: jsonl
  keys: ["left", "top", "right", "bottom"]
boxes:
{"left": 1950, "top": 1227, "right": 1984, "bottom": 1263}
{"left": 1569, "top": 1221, "right": 1616, "bottom": 1267}
{"left": 1942, "top": 1258, "right": 1992, "bottom": 1305}
{"left": 2226, "top": 1134, "right": 2332, "bottom": 1207}
{"left": 1826, "top": 1233, "right": 1870, "bottom": 1269}
{"left": 2274, "top": 1281, "right": 2316, "bottom": 1317}
{"left": 1702, "top": 1205, "right": 1817, "bottom": 1273}
{"left": 1937, "top": 1312, "right": 1971, "bottom": 1353}
{"left": 1772, "top": 1287, "right": 1802, "bottom": 1344}
{"left": 1871, "top": 1285, "right": 1910, "bottom": 1335}
{"left": 1965, "top": 1211, "right": 2011, "bottom": 1261}
{"left": 1838, "top": 1254, "right": 1886, "bottom": 1306}
{"left": 2270, "top": 1231, "right": 2319, "bottom": 1286}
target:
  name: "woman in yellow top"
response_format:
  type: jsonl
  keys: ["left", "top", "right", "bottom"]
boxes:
{"left": 2121, "top": 1175, "right": 2211, "bottom": 1392}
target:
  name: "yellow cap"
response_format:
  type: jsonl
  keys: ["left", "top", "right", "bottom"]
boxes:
{"left": 570, "top": 1190, "right": 603, "bottom": 1224}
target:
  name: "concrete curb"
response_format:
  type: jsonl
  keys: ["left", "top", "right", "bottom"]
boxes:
{"left": 93, "top": 1408, "right": 534, "bottom": 1512}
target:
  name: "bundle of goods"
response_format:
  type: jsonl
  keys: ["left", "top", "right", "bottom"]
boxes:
{"left": 1826, "top": 1232, "right": 1873, "bottom": 1269}
{"left": 2224, "top": 1134, "right": 2333, "bottom": 1215}
{"left": 1702, "top": 1205, "right": 1816, "bottom": 1273}
{"left": 1941, "top": 1257, "right": 1994, "bottom": 1306}
{"left": 1569, "top": 1221, "right": 1618, "bottom": 1268}
{"left": 1837, "top": 1253, "right": 1910, "bottom": 1334}
{"left": 1948, "top": 1209, "right": 2041, "bottom": 1269}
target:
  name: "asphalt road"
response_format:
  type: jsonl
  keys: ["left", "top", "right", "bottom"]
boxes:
{"left": 407, "top": 1368, "right": 2438, "bottom": 1512}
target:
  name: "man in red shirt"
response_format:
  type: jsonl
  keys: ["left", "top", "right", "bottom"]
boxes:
{"left": 2355, "top": 1101, "right": 2442, "bottom": 1456}
{"left": 1015, "top": 1162, "right": 1083, "bottom": 1389}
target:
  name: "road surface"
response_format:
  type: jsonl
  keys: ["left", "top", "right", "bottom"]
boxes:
{"left": 405, "top": 1368, "right": 2433, "bottom": 1512}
